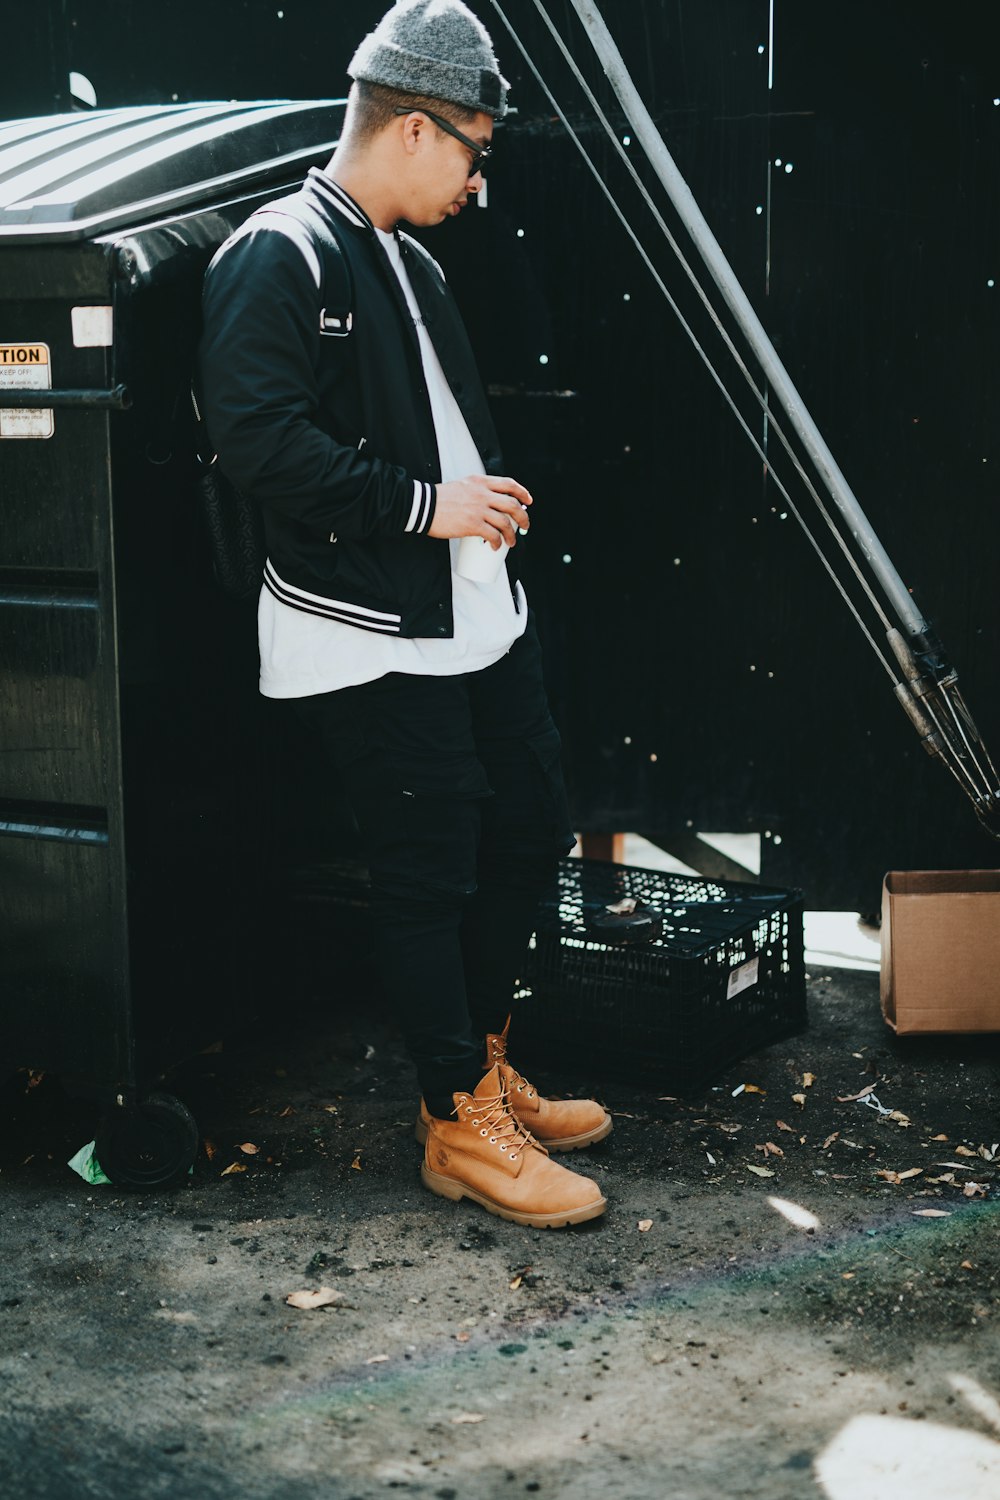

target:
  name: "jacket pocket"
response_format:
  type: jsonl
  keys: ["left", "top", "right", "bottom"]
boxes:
{"left": 392, "top": 756, "right": 492, "bottom": 900}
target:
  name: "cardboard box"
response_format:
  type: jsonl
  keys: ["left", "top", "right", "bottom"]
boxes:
{"left": 881, "top": 870, "right": 1000, "bottom": 1033}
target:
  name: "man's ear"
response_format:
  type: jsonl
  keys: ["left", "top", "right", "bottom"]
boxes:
{"left": 398, "top": 111, "right": 426, "bottom": 158}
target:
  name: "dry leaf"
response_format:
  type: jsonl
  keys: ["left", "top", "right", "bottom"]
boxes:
{"left": 279, "top": 1105, "right": 296, "bottom": 1118}
{"left": 365, "top": 1354, "right": 389, "bottom": 1365}
{"left": 323, "top": 1105, "right": 338, "bottom": 1115}
{"left": 351, "top": 1155, "right": 362, "bottom": 1171}
{"left": 454, "top": 1331, "right": 471, "bottom": 1343}
{"left": 842, "top": 1273, "right": 856, "bottom": 1280}
{"left": 637, "top": 1219, "right": 653, "bottom": 1232}
{"left": 934, "top": 1161, "right": 976, "bottom": 1171}
{"left": 791, "top": 1093, "right": 806, "bottom": 1109}
{"left": 955, "top": 1146, "right": 977, "bottom": 1157}
{"left": 889, "top": 1111, "right": 912, "bottom": 1127}
{"left": 153, "top": 1308, "right": 197, "bottom": 1325}
{"left": 743, "top": 1084, "right": 766, "bottom": 1095}
{"left": 912, "top": 1209, "right": 951, "bottom": 1217}
{"left": 221, "top": 1162, "right": 246, "bottom": 1176}
{"left": 451, "top": 1413, "right": 486, "bottom": 1425}
{"left": 963, "top": 1182, "right": 987, "bottom": 1198}
{"left": 746, "top": 1164, "right": 775, "bottom": 1178}
{"left": 763, "top": 1141, "right": 784, "bottom": 1157}
{"left": 836, "top": 1085, "right": 878, "bottom": 1103}
{"left": 203, "top": 1139, "right": 217, "bottom": 1161}
{"left": 802, "top": 1072, "right": 816, "bottom": 1088}
{"left": 285, "top": 1287, "right": 346, "bottom": 1310}
{"left": 961, "top": 1261, "right": 974, "bottom": 1270}
{"left": 239, "top": 1142, "right": 259, "bottom": 1156}
{"left": 977, "top": 1145, "right": 997, "bottom": 1161}
{"left": 931, "top": 1133, "right": 948, "bottom": 1141}
{"left": 875, "top": 1168, "right": 922, "bottom": 1184}
{"left": 509, "top": 1276, "right": 522, "bottom": 1290}
{"left": 821, "top": 1132, "right": 840, "bottom": 1150}
{"left": 926, "top": 1173, "right": 956, "bottom": 1185}
{"left": 706, "top": 1152, "right": 717, "bottom": 1166}
{"left": 776, "top": 1120, "right": 795, "bottom": 1133}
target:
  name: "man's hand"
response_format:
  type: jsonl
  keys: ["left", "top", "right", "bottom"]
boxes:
{"left": 429, "top": 474, "right": 532, "bottom": 550}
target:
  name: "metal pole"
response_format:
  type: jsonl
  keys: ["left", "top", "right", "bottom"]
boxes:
{"left": 566, "top": 0, "right": 928, "bottom": 638}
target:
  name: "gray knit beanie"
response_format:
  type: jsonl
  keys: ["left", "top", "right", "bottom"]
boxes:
{"left": 348, "top": 0, "right": 510, "bottom": 119}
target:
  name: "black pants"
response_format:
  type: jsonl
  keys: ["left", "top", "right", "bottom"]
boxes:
{"left": 295, "top": 613, "right": 575, "bottom": 1118}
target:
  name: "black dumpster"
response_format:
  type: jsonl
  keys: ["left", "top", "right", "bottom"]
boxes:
{"left": 0, "top": 101, "right": 345, "bottom": 1185}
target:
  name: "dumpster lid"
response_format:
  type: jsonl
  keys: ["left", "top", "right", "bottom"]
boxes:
{"left": 0, "top": 101, "right": 345, "bottom": 243}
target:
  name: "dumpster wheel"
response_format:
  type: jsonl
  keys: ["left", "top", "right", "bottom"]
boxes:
{"left": 96, "top": 1092, "right": 199, "bottom": 1190}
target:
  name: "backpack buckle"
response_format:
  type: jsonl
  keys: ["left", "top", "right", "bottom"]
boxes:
{"left": 320, "top": 308, "right": 352, "bottom": 337}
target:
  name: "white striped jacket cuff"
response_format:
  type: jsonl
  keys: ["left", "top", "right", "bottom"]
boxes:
{"left": 404, "top": 480, "right": 436, "bottom": 535}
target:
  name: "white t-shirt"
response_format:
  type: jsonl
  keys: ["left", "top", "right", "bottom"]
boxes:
{"left": 258, "top": 205, "right": 527, "bottom": 699}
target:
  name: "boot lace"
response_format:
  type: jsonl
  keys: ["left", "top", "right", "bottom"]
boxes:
{"left": 503, "top": 1062, "right": 536, "bottom": 1101}
{"left": 488, "top": 1034, "right": 536, "bottom": 1101}
{"left": 455, "top": 1085, "right": 540, "bottom": 1162}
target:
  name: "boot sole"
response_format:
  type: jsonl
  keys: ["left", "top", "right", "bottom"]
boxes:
{"left": 414, "top": 1113, "right": 613, "bottom": 1153}
{"left": 420, "top": 1162, "right": 607, "bottom": 1228}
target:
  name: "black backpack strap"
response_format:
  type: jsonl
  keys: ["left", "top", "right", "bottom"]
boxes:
{"left": 192, "top": 195, "right": 354, "bottom": 600}
{"left": 194, "top": 196, "right": 353, "bottom": 461}
{"left": 253, "top": 197, "right": 354, "bottom": 339}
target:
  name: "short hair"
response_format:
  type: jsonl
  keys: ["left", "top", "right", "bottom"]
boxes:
{"left": 347, "top": 79, "right": 479, "bottom": 143}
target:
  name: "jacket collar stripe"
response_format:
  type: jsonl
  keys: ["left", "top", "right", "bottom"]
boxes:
{"left": 309, "top": 170, "right": 372, "bottom": 231}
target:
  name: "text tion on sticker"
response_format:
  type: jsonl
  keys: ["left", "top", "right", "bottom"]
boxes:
{"left": 0, "top": 343, "right": 54, "bottom": 439}
{"left": 726, "top": 955, "right": 760, "bottom": 1000}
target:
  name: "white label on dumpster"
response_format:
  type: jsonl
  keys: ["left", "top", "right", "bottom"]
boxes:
{"left": 71, "top": 305, "right": 113, "bottom": 347}
{"left": 0, "top": 343, "right": 54, "bottom": 439}
{"left": 727, "top": 954, "right": 760, "bottom": 1000}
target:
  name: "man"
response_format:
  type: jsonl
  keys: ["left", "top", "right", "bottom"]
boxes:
{"left": 199, "top": 0, "right": 611, "bottom": 1228}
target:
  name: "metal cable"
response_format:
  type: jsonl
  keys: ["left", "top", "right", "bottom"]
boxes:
{"left": 489, "top": 0, "right": 899, "bottom": 682}
{"left": 519, "top": 0, "right": 894, "bottom": 635}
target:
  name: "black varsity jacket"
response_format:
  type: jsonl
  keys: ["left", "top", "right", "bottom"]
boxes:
{"left": 198, "top": 169, "right": 513, "bottom": 639}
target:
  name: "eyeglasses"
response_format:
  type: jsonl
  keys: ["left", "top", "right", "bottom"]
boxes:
{"left": 394, "top": 106, "right": 494, "bottom": 176}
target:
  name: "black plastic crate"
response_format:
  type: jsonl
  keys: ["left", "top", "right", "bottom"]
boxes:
{"left": 514, "top": 859, "right": 806, "bottom": 1091}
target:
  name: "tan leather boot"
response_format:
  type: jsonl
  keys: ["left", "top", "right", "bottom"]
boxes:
{"left": 415, "top": 1016, "right": 612, "bottom": 1152}
{"left": 421, "top": 1064, "right": 607, "bottom": 1228}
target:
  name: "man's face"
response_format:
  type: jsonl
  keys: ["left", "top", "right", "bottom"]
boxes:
{"left": 403, "top": 110, "right": 494, "bottom": 226}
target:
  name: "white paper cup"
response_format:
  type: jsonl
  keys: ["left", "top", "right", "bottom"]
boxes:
{"left": 456, "top": 534, "right": 509, "bottom": 584}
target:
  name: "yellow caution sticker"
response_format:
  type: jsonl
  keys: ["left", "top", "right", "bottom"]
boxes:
{"left": 0, "top": 343, "right": 54, "bottom": 439}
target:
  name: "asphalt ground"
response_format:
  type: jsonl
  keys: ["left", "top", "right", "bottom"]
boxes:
{"left": 3, "top": 959, "right": 1000, "bottom": 1499}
